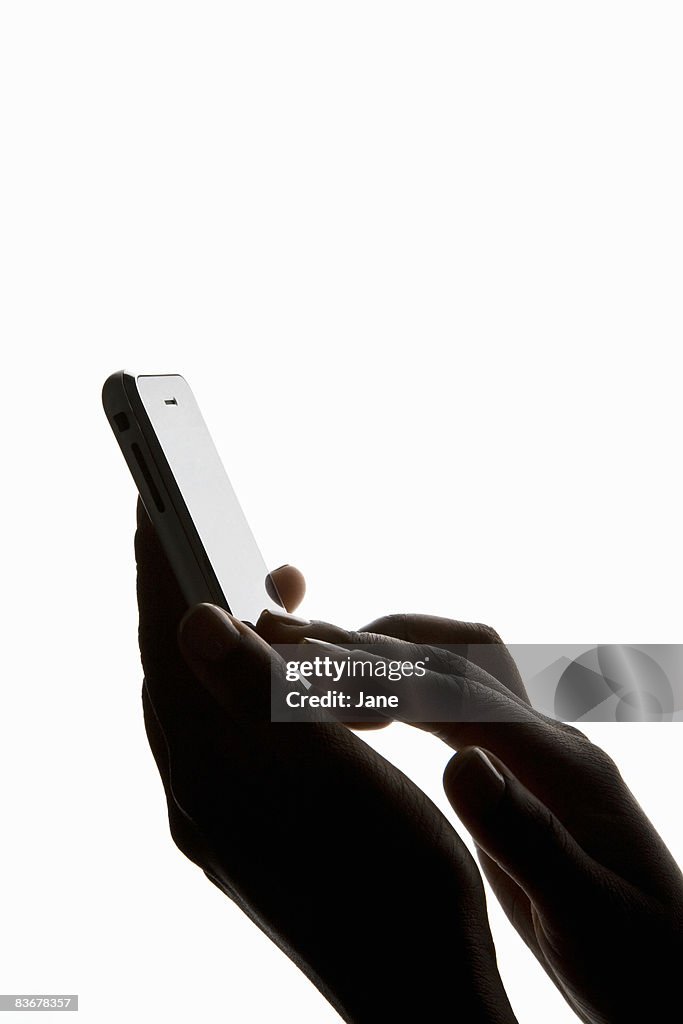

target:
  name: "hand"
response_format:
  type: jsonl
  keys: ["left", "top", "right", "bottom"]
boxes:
{"left": 134, "top": 503, "right": 519, "bottom": 1024}
{"left": 279, "top": 613, "right": 683, "bottom": 1024}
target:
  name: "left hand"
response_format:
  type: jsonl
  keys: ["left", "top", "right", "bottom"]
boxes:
{"left": 135, "top": 502, "right": 519, "bottom": 1024}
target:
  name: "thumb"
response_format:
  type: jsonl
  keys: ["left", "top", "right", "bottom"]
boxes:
{"left": 178, "top": 603, "right": 276, "bottom": 720}
{"left": 444, "top": 747, "right": 598, "bottom": 914}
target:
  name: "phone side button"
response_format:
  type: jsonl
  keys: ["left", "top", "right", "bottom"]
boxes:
{"left": 131, "top": 443, "right": 166, "bottom": 513}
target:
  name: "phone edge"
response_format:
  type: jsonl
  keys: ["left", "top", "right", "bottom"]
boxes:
{"left": 102, "top": 370, "right": 229, "bottom": 611}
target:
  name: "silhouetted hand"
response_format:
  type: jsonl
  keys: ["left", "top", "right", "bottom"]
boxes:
{"left": 134, "top": 503, "right": 519, "bottom": 1024}
{"left": 276, "top": 613, "right": 683, "bottom": 1024}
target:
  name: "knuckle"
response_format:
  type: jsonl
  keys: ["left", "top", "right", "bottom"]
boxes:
{"left": 358, "top": 613, "right": 409, "bottom": 637}
{"left": 587, "top": 741, "right": 621, "bottom": 779}
{"left": 560, "top": 729, "right": 624, "bottom": 783}
{"left": 471, "top": 621, "right": 503, "bottom": 645}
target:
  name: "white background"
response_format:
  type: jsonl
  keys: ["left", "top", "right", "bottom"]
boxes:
{"left": 1, "top": 3, "right": 681, "bottom": 1022}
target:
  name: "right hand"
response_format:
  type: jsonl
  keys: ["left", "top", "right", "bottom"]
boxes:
{"left": 273, "top": 612, "right": 683, "bottom": 1024}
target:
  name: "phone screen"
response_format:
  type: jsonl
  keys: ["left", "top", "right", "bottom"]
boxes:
{"left": 137, "top": 374, "right": 282, "bottom": 622}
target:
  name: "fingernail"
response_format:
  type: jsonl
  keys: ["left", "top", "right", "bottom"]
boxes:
{"left": 302, "top": 637, "right": 351, "bottom": 655}
{"left": 444, "top": 748, "right": 506, "bottom": 815}
{"left": 261, "top": 609, "right": 311, "bottom": 627}
{"left": 180, "top": 603, "right": 242, "bottom": 662}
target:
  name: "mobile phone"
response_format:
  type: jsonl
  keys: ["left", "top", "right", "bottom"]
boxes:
{"left": 102, "top": 371, "right": 284, "bottom": 622}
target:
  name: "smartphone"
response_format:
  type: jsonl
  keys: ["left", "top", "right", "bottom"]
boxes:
{"left": 102, "top": 371, "right": 284, "bottom": 622}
